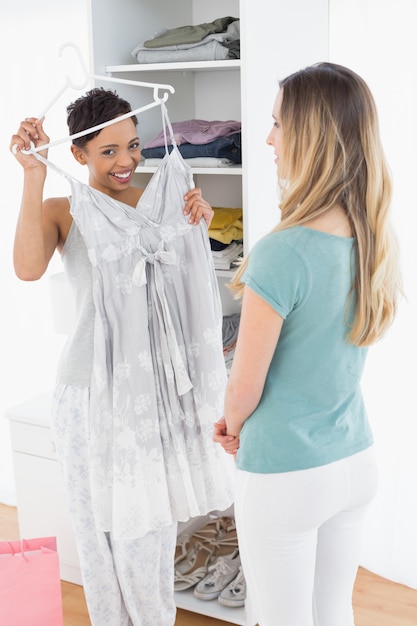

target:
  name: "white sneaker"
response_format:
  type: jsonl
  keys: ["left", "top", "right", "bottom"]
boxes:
{"left": 218, "top": 565, "right": 246, "bottom": 607}
{"left": 193, "top": 549, "right": 241, "bottom": 601}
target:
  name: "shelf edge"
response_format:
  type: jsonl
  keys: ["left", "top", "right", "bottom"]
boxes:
{"left": 105, "top": 60, "right": 241, "bottom": 74}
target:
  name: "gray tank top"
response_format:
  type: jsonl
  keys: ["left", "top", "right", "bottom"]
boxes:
{"left": 56, "top": 219, "right": 95, "bottom": 387}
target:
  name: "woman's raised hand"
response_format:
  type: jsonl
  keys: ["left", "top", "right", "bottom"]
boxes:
{"left": 10, "top": 117, "right": 49, "bottom": 168}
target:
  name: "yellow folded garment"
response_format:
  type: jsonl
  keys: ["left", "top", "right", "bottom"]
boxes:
{"left": 210, "top": 207, "right": 242, "bottom": 229}
{"left": 209, "top": 220, "right": 243, "bottom": 244}
{"left": 209, "top": 207, "right": 243, "bottom": 244}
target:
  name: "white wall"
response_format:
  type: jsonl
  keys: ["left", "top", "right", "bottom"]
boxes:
{"left": 240, "top": 0, "right": 329, "bottom": 252}
{"left": 0, "top": 0, "right": 90, "bottom": 504}
{"left": 329, "top": 0, "right": 417, "bottom": 589}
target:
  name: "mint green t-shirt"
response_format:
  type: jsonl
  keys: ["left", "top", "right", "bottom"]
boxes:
{"left": 237, "top": 226, "right": 373, "bottom": 473}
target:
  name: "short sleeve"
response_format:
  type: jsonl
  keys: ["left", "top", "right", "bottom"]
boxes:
{"left": 241, "top": 232, "right": 309, "bottom": 319}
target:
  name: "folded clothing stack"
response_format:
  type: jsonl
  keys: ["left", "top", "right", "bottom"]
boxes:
{"left": 211, "top": 242, "right": 243, "bottom": 270}
{"left": 131, "top": 16, "right": 240, "bottom": 63}
{"left": 209, "top": 207, "right": 243, "bottom": 244}
{"left": 208, "top": 207, "right": 243, "bottom": 270}
{"left": 140, "top": 119, "right": 241, "bottom": 165}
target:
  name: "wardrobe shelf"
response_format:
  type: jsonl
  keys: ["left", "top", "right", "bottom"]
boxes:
{"left": 136, "top": 164, "right": 242, "bottom": 175}
{"left": 174, "top": 589, "right": 246, "bottom": 625}
{"left": 105, "top": 60, "right": 241, "bottom": 74}
{"left": 216, "top": 269, "right": 239, "bottom": 278}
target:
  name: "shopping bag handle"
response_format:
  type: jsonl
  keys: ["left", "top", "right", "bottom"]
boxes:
{"left": 5, "top": 540, "right": 29, "bottom": 561}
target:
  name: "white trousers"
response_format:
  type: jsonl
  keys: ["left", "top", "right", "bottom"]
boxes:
{"left": 51, "top": 384, "right": 177, "bottom": 626}
{"left": 234, "top": 447, "right": 378, "bottom": 626}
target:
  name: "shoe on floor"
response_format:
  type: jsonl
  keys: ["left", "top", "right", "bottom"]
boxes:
{"left": 218, "top": 565, "right": 246, "bottom": 607}
{"left": 175, "top": 516, "right": 234, "bottom": 571}
{"left": 174, "top": 542, "right": 216, "bottom": 591}
{"left": 193, "top": 549, "right": 241, "bottom": 601}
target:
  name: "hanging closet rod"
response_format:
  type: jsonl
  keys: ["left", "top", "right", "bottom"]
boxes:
{"left": 21, "top": 42, "right": 175, "bottom": 155}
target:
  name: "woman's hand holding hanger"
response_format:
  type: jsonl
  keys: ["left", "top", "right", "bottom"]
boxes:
{"left": 10, "top": 117, "right": 49, "bottom": 170}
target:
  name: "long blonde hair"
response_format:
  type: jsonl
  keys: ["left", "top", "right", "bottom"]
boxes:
{"left": 231, "top": 62, "right": 401, "bottom": 346}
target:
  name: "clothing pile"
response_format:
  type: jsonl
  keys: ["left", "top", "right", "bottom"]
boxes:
{"left": 140, "top": 119, "right": 241, "bottom": 167}
{"left": 223, "top": 313, "right": 241, "bottom": 370}
{"left": 131, "top": 16, "right": 240, "bottom": 64}
{"left": 208, "top": 207, "right": 243, "bottom": 270}
{"left": 174, "top": 516, "right": 246, "bottom": 608}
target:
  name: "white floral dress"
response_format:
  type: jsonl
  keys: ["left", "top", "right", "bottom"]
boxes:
{"left": 64, "top": 143, "right": 234, "bottom": 539}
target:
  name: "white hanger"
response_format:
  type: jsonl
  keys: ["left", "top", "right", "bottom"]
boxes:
{"left": 21, "top": 42, "right": 175, "bottom": 155}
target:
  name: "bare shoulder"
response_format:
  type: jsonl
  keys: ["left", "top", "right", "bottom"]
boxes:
{"left": 42, "top": 196, "right": 71, "bottom": 214}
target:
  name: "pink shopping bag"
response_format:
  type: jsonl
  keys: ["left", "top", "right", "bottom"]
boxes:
{"left": 0, "top": 536, "right": 64, "bottom": 626}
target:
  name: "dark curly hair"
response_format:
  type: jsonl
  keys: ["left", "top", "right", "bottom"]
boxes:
{"left": 66, "top": 87, "right": 138, "bottom": 148}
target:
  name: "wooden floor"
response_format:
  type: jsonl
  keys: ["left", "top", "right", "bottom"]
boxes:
{"left": 1, "top": 503, "right": 417, "bottom": 625}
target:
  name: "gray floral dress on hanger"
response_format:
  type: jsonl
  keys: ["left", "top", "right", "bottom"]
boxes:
{"left": 68, "top": 143, "right": 234, "bottom": 540}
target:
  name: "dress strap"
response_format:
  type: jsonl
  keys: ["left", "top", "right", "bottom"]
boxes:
{"left": 28, "top": 150, "right": 77, "bottom": 184}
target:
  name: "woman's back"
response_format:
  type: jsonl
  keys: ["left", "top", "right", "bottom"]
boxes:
{"left": 237, "top": 225, "right": 372, "bottom": 473}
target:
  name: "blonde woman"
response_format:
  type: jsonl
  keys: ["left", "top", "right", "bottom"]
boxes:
{"left": 214, "top": 63, "right": 402, "bottom": 626}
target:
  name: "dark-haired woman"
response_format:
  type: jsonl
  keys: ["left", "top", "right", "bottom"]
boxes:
{"left": 11, "top": 88, "right": 233, "bottom": 626}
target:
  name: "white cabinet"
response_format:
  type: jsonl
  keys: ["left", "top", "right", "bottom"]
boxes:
{"left": 88, "top": 0, "right": 329, "bottom": 317}
{"left": 5, "top": 391, "right": 82, "bottom": 586}
{"left": 88, "top": 0, "right": 329, "bottom": 253}
{"left": 90, "top": 0, "right": 244, "bottom": 318}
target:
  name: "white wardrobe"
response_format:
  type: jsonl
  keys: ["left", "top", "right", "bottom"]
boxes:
{"left": 88, "top": 0, "right": 329, "bottom": 314}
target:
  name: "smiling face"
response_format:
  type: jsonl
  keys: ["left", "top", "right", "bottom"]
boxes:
{"left": 71, "top": 116, "right": 141, "bottom": 197}
{"left": 266, "top": 88, "right": 284, "bottom": 177}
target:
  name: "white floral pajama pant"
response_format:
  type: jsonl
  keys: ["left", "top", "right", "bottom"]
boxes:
{"left": 51, "top": 384, "right": 178, "bottom": 626}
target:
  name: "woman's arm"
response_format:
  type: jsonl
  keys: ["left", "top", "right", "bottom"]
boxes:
{"left": 224, "top": 285, "right": 284, "bottom": 437}
{"left": 11, "top": 118, "right": 60, "bottom": 280}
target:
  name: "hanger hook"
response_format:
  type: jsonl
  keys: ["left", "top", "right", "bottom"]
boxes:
{"left": 58, "top": 41, "right": 90, "bottom": 91}
{"left": 153, "top": 86, "right": 175, "bottom": 104}
{"left": 36, "top": 42, "right": 91, "bottom": 119}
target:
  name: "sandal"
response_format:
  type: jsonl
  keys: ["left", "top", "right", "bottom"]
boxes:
{"left": 174, "top": 541, "right": 216, "bottom": 591}
{"left": 210, "top": 518, "right": 239, "bottom": 560}
{"left": 175, "top": 516, "right": 234, "bottom": 570}
{"left": 174, "top": 532, "right": 193, "bottom": 565}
